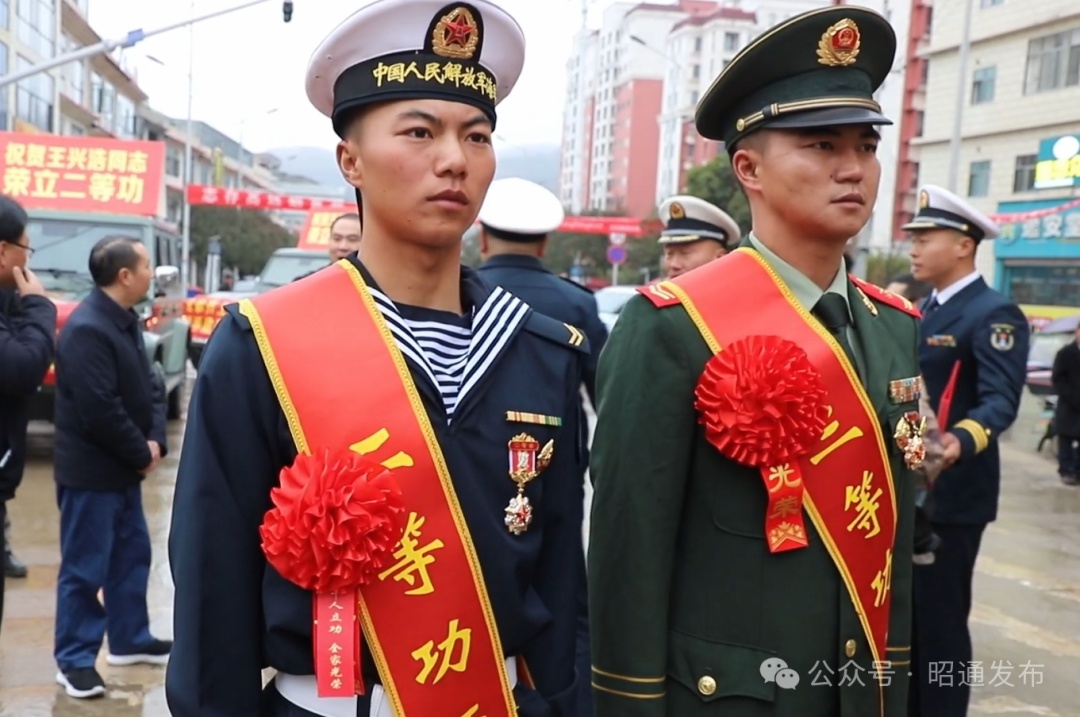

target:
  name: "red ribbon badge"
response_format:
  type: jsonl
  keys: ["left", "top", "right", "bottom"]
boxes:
{"left": 260, "top": 448, "right": 407, "bottom": 696}
{"left": 693, "top": 335, "right": 831, "bottom": 552}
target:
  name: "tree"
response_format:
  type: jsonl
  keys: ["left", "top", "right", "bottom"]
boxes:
{"left": 683, "top": 155, "right": 751, "bottom": 236}
{"left": 189, "top": 206, "right": 298, "bottom": 276}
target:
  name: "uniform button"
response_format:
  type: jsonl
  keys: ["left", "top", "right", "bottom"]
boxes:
{"left": 697, "top": 675, "right": 717, "bottom": 696}
{"left": 845, "top": 639, "right": 857, "bottom": 658}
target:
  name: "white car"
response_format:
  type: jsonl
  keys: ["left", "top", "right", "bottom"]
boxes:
{"left": 595, "top": 285, "right": 641, "bottom": 332}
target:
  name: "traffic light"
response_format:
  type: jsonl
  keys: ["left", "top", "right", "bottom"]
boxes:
{"left": 283, "top": 1, "right": 293, "bottom": 22}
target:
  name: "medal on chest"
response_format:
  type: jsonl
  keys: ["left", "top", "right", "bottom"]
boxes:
{"left": 894, "top": 412, "right": 927, "bottom": 470}
{"left": 505, "top": 434, "right": 554, "bottom": 535}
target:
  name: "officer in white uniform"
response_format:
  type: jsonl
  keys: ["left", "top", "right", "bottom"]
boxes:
{"left": 656, "top": 195, "right": 742, "bottom": 279}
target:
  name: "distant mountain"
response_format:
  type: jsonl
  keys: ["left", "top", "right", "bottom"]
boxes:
{"left": 264, "top": 146, "right": 342, "bottom": 187}
{"left": 264, "top": 142, "right": 561, "bottom": 195}
{"left": 494, "top": 144, "right": 560, "bottom": 193}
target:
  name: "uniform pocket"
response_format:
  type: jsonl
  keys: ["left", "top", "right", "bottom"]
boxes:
{"left": 667, "top": 630, "right": 778, "bottom": 704}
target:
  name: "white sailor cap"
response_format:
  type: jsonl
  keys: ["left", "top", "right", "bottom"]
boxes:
{"left": 902, "top": 184, "right": 1000, "bottom": 242}
{"left": 478, "top": 178, "right": 565, "bottom": 238}
{"left": 305, "top": 1, "right": 526, "bottom": 138}
{"left": 657, "top": 195, "right": 741, "bottom": 248}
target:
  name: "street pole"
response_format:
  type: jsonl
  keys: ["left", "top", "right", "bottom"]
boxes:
{"left": 0, "top": 0, "right": 274, "bottom": 90}
{"left": 181, "top": 0, "right": 195, "bottom": 293}
{"left": 946, "top": 0, "right": 975, "bottom": 193}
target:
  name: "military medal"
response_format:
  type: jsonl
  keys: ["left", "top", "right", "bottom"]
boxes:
{"left": 894, "top": 412, "right": 927, "bottom": 470}
{"left": 505, "top": 433, "right": 553, "bottom": 535}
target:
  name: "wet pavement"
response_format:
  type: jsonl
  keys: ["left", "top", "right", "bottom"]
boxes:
{"left": 1, "top": 387, "right": 1079, "bottom": 715}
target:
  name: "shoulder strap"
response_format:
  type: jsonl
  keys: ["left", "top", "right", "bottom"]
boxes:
{"left": 522, "top": 310, "right": 590, "bottom": 354}
{"left": 849, "top": 275, "right": 922, "bottom": 318}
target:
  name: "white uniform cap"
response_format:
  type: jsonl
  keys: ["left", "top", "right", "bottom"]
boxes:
{"left": 656, "top": 195, "right": 741, "bottom": 248}
{"left": 306, "top": 0, "right": 526, "bottom": 138}
{"left": 902, "top": 184, "right": 1000, "bottom": 241}
{"left": 478, "top": 178, "right": 565, "bottom": 237}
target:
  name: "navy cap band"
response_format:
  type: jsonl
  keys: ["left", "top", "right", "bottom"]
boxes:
{"left": 906, "top": 207, "right": 985, "bottom": 242}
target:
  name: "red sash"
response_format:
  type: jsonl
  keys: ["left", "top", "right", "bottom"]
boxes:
{"left": 641, "top": 248, "right": 897, "bottom": 674}
{"left": 240, "top": 261, "right": 515, "bottom": 717}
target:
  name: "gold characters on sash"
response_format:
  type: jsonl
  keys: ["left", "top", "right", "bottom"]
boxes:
{"left": 505, "top": 434, "right": 554, "bottom": 535}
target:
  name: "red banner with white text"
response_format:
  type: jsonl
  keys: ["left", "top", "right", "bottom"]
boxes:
{"left": 187, "top": 184, "right": 650, "bottom": 236}
{"left": 1, "top": 132, "right": 165, "bottom": 216}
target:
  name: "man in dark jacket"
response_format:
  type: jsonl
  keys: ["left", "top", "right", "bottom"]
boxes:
{"left": 53, "top": 236, "right": 170, "bottom": 698}
{"left": 0, "top": 194, "right": 57, "bottom": 633}
{"left": 1052, "top": 324, "right": 1080, "bottom": 486}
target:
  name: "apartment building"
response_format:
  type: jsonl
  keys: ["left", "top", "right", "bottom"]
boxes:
{"left": 913, "top": 0, "right": 1080, "bottom": 310}
{"left": 559, "top": 0, "right": 720, "bottom": 218}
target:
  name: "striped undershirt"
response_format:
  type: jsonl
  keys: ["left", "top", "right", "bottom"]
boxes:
{"left": 368, "top": 285, "right": 529, "bottom": 420}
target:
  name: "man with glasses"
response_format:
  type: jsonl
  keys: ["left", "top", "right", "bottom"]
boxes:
{"left": 0, "top": 193, "right": 58, "bottom": 632}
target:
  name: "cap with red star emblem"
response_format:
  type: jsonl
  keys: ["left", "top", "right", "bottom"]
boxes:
{"left": 306, "top": 0, "right": 525, "bottom": 138}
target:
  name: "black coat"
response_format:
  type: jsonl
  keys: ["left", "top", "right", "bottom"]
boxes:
{"left": 53, "top": 288, "right": 167, "bottom": 491}
{"left": 0, "top": 288, "right": 57, "bottom": 501}
{"left": 1052, "top": 341, "right": 1080, "bottom": 437}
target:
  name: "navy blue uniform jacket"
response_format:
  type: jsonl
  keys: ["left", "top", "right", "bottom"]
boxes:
{"left": 919, "top": 278, "right": 1029, "bottom": 525}
{"left": 477, "top": 255, "right": 607, "bottom": 404}
{"left": 167, "top": 261, "right": 589, "bottom": 717}
{"left": 54, "top": 288, "right": 168, "bottom": 491}
{"left": 0, "top": 289, "right": 56, "bottom": 501}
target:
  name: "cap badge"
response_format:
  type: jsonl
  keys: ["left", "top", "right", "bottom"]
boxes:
{"left": 432, "top": 6, "right": 480, "bottom": 60}
{"left": 817, "top": 19, "right": 861, "bottom": 67}
{"left": 919, "top": 190, "right": 929, "bottom": 208}
{"left": 669, "top": 202, "right": 685, "bottom": 219}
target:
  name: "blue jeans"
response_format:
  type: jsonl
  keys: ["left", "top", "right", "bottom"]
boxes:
{"left": 54, "top": 485, "right": 154, "bottom": 671}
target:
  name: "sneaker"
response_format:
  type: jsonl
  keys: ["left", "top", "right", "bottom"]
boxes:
{"left": 56, "top": 667, "right": 106, "bottom": 698}
{"left": 1061, "top": 474, "right": 1080, "bottom": 486}
{"left": 107, "top": 638, "right": 172, "bottom": 666}
{"left": 4, "top": 549, "right": 27, "bottom": 579}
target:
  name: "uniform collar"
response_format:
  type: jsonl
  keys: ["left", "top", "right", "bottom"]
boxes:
{"left": 347, "top": 255, "right": 492, "bottom": 314}
{"left": 480, "top": 254, "right": 547, "bottom": 272}
{"left": 747, "top": 233, "right": 851, "bottom": 319}
{"left": 930, "top": 270, "right": 981, "bottom": 305}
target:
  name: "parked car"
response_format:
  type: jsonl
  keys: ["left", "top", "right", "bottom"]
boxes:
{"left": 27, "top": 209, "right": 191, "bottom": 422}
{"left": 184, "top": 247, "right": 329, "bottom": 368}
{"left": 595, "top": 285, "right": 641, "bottom": 332}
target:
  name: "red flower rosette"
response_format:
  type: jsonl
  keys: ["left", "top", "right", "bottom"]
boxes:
{"left": 694, "top": 335, "right": 830, "bottom": 468}
{"left": 694, "top": 335, "right": 831, "bottom": 553}
{"left": 260, "top": 448, "right": 408, "bottom": 696}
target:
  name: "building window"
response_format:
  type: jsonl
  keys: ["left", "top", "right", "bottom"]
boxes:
{"left": 694, "top": 36, "right": 702, "bottom": 52}
{"left": 980, "top": 0, "right": 1003, "bottom": 6}
{"left": 1013, "top": 154, "right": 1037, "bottom": 192}
{"left": 14, "top": 53, "right": 53, "bottom": 131}
{"left": 1024, "top": 27, "right": 1080, "bottom": 94}
{"left": 0, "top": 0, "right": 8, "bottom": 29}
{"left": 968, "top": 160, "right": 992, "bottom": 197}
{"left": 970, "top": 66, "right": 996, "bottom": 104}
{"left": 724, "top": 32, "right": 740, "bottom": 52}
{"left": 15, "top": 0, "right": 55, "bottom": 57}
{"left": 115, "top": 95, "right": 137, "bottom": 139}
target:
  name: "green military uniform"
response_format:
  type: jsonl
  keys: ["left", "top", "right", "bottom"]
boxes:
{"left": 588, "top": 7, "right": 920, "bottom": 716}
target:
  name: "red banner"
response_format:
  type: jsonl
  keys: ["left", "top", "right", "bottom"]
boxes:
{"left": 187, "top": 184, "right": 355, "bottom": 212}
{"left": 188, "top": 184, "right": 650, "bottom": 237}
{"left": 1, "top": 132, "right": 165, "bottom": 216}
{"left": 297, "top": 210, "right": 344, "bottom": 250}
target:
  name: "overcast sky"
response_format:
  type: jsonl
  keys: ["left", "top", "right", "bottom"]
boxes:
{"left": 86, "top": 0, "right": 620, "bottom": 154}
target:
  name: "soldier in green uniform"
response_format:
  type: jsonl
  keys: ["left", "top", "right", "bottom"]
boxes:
{"left": 588, "top": 7, "right": 921, "bottom": 716}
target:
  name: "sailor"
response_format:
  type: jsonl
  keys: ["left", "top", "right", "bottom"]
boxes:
{"left": 166, "top": 3, "right": 589, "bottom": 716}
{"left": 655, "top": 194, "right": 741, "bottom": 279}
{"left": 475, "top": 176, "right": 606, "bottom": 717}
{"left": 906, "top": 184, "right": 1029, "bottom": 717}
{"left": 588, "top": 7, "right": 920, "bottom": 715}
